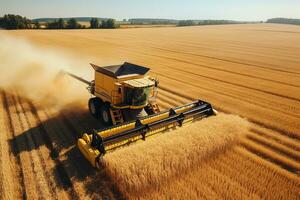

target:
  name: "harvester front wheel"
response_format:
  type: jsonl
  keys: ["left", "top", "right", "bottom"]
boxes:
{"left": 100, "top": 103, "right": 112, "bottom": 126}
{"left": 89, "top": 98, "right": 102, "bottom": 119}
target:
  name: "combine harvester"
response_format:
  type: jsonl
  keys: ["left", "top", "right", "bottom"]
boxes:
{"left": 65, "top": 62, "right": 217, "bottom": 168}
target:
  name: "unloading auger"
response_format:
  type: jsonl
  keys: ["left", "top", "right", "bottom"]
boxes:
{"left": 64, "top": 62, "right": 217, "bottom": 168}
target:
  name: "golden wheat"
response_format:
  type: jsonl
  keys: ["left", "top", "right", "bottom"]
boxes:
{"left": 102, "top": 114, "right": 249, "bottom": 199}
{"left": 0, "top": 24, "right": 299, "bottom": 199}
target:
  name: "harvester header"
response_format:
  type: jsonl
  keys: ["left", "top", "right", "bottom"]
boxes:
{"left": 65, "top": 62, "right": 217, "bottom": 168}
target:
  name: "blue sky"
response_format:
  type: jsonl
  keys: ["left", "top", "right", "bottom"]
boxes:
{"left": 0, "top": 0, "right": 299, "bottom": 20}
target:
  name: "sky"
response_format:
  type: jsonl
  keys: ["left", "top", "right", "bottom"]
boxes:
{"left": 0, "top": 0, "right": 299, "bottom": 21}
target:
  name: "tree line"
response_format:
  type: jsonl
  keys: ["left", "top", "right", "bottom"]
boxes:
{"left": 0, "top": 14, "right": 32, "bottom": 29}
{"left": 266, "top": 18, "right": 300, "bottom": 25}
{"left": 0, "top": 14, "right": 118, "bottom": 29}
{"left": 177, "top": 20, "right": 246, "bottom": 27}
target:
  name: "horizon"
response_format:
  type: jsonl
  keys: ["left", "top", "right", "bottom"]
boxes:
{"left": 0, "top": 0, "right": 300, "bottom": 21}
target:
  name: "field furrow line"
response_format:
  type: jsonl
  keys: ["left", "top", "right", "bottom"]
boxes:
{"left": 234, "top": 147, "right": 300, "bottom": 186}
{"left": 202, "top": 164, "right": 261, "bottom": 199}
{"left": 145, "top": 52, "right": 300, "bottom": 88}
{"left": 159, "top": 84, "right": 300, "bottom": 141}
{"left": 35, "top": 108, "right": 81, "bottom": 200}
{"left": 250, "top": 128, "right": 300, "bottom": 152}
{"left": 155, "top": 64, "right": 300, "bottom": 105}
{"left": 14, "top": 93, "right": 53, "bottom": 199}
{"left": 157, "top": 93, "right": 182, "bottom": 108}
{"left": 26, "top": 100, "right": 76, "bottom": 200}
{"left": 158, "top": 88, "right": 190, "bottom": 105}
{"left": 19, "top": 98, "right": 60, "bottom": 200}
{"left": 61, "top": 110, "right": 122, "bottom": 200}
{"left": 41, "top": 108, "right": 92, "bottom": 200}
{"left": 58, "top": 109, "right": 119, "bottom": 199}
{"left": 214, "top": 147, "right": 300, "bottom": 199}
{"left": 1, "top": 91, "right": 26, "bottom": 199}
{"left": 63, "top": 109, "right": 125, "bottom": 200}
{"left": 240, "top": 138, "right": 300, "bottom": 175}
{"left": 157, "top": 70, "right": 300, "bottom": 117}
{"left": 247, "top": 132, "right": 300, "bottom": 161}
{"left": 0, "top": 91, "right": 16, "bottom": 200}
{"left": 155, "top": 68, "right": 300, "bottom": 118}
{"left": 6, "top": 92, "right": 39, "bottom": 199}
{"left": 152, "top": 47, "right": 300, "bottom": 76}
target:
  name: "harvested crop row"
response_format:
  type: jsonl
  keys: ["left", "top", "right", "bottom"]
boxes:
{"left": 155, "top": 75, "right": 300, "bottom": 138}
{"left": 250, "top": 127, "right": 300, "bottom": 152}
{"left": 240, "top": 138, "right": 300, "bottom": 174}
{"left": 0, "top": 91, "right": 21, "bottom": 200}
{"left": 14, "top": 92, "right": 54, "bottom": 199}
{"left": 143, "top": 54, "right": 300, "bottom": 102}
{"left": 212, "top": 147, "right": 300, "bottom": 199}
{"left": 246, "top": 133, "right": 300, "bottom": 162}
{"left": 145, "top": 47, "right": 300, "bottom": 87}
{"left": 4, "top": 91, "right": 43, "bottom": 199}
{"left": 52, "top": 104, "right": 126, "bottom": 200}
{"left": 102, "top": 114, "right": 249, "bottom": 199}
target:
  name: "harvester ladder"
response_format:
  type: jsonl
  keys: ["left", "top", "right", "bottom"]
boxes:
{"left": 150, "top": 103, "right": 160, "bottom": 114}
{"left": 110, "top": 109, "right": 124, "bottom": 125}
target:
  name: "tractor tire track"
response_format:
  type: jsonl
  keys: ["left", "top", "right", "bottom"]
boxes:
{"left": 152, "top": 47, "right": 300, "bottom": 76}
{"left": 7, "top": 92, "right": 39, "bottom": 199}
{"left": 0, "top": 91, "right": 21, "bottom": 200}
{"left": 155, "top": 62, "right": 300, "bottom": 103}
{"left": 145, "top": 52, "right": 300, "bottom": 88}
{"left": 240, "top": 138, "right": 300, "bottom": 175}
{"left": 250, "top": 128, "right": 300, "bottom": 152}
{"left": 247, "top": 132, "right": 300, "bottom": 162}
{"left": 2, "top": 91, "right": 27, "bottom": 200}
{"left": 26, "top": 101, "right": 78, "bottom": 200}
{"left": 41, "top": 109, "right": 92, "bottom": 200}
{"left": 14, "top": 93, "right": 53, "bottom": 199}
{"left": 64, "top": 108, "right": 125, "bottom": 200}
{"left": 215, "top": 147, "right": 300, "bottom": 199}
{"left": 159, "top": 83, "right": 300, "bottom": 141}
{"left": 159, "top": 91, "right": 299, "bottom": 177}
{"left": 158, "top": 72, "right": 300, "bottom": 119}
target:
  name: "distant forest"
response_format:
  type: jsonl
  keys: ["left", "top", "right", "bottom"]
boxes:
{"left": 266, "top": 18, "right": 300, "bottom": 25}
{"left": 0, "top": 14, "right": 118, "bottom": 29}
{"left": 128, "top": 18, "right": 254, "bottom": 26}
{"left": 33, "top": 17, "right": 109, "bottom": 23}
{"left": 2, "top": 14, "right": 299, "bottom": 30}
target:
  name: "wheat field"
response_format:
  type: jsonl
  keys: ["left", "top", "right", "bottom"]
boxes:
{"left": 0, "top": 24, "right": 300, "bottom": 199}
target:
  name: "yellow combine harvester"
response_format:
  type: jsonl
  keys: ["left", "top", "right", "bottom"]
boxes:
{"left": 66, "top": 62, "right": 216, "bottom": 168}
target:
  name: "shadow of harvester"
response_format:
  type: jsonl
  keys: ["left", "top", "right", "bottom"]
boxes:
{"left": 2, "top": 91, "right": 123, "bottom": 199}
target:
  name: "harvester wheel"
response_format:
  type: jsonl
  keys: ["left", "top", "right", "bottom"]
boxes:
{"left": 89, "top": 98, "right": 102, "bottom": 119}
{"left": 100, "top": 103, "right": 112, "bottom": 126}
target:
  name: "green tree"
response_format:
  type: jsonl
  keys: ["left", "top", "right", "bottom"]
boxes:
{"left": 90, "top": 18, "right": 99, "bottom": 28}
{"left": 100, "top": 19, "right": 118, "bottom": 29}
{"left": 0, "top": 14, "right": 31, "bottom": 29}
{"left": 266, "top": 18, "right": 300, "bottom": 25}
{"left": 66, "top": 18, "right": 80, "bottom": 29}
{"left": 57, "top": 18, "right": 65, "bottom": 29}
{"left": 34, "top": 21, "right": 40, "bottom": 29}
{"left": 178, "top": 20, "right": 195, "bottom": 27}
{"left": 46, "top": 20, "right": 59, "bottom": 29}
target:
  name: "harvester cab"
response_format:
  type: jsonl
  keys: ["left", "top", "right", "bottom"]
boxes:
{"left": 88, "top": 62, "right": 160, "bottom": 125}
{"left": 65, "top": 62, "right": 217, "bottom": 168}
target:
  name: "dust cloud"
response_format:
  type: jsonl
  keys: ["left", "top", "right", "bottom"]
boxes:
{"left": 0, "top": 33, "right": 91, "bottom": 109}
